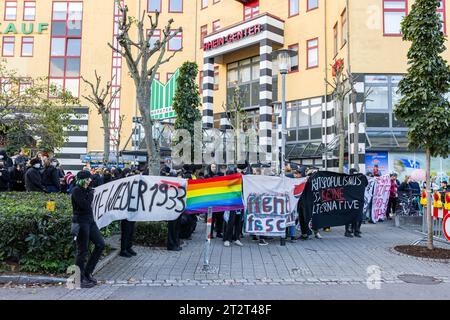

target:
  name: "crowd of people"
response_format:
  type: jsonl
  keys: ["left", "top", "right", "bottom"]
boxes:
{"left": 2, "top": 148, "right": 449, "bottom": 288}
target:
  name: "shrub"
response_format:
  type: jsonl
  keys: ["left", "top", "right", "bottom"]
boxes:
{"left": 134, "top": 222, "right": 168, "bottom": 247}
{"left": 0, "top": 192, "right": 116, "bottom": 275}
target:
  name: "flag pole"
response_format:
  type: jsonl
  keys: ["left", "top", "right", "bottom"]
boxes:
{"left": 203, "top": 207, "right": 213, "bottom": 271}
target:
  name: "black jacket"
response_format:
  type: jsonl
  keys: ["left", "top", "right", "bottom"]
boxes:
{"left": 24, "top": 167, "right": 46, "bottom": 192}
{"left": 0, "top": 168, "right": 10, "bottom": 191}
{"left": 71, "top": 186, "right": 94, "bottom": 223}
{"left": 10, "top": 168, "right": 25, "bottom": 191}
{"left": 42, "top": 166, "right": 61, "bottom": 191}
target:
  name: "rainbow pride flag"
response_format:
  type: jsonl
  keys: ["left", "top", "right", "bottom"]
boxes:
{"left": 186, "top": 173, "right": 244, "bottom": 213}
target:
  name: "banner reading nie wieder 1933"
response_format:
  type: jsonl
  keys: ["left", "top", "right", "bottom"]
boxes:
{"left": 301, "top": 171, "right": 368, "bottom": 229}
{"left": 92, "top": 175, "right": 187, "bottom": 229}
{"left": 243, "top": 176, "right": 307, "bottom": 237}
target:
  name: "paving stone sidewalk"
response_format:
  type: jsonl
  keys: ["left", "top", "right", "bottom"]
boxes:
{"left": 95, "top": 221, "right": 450, "bottom": 286}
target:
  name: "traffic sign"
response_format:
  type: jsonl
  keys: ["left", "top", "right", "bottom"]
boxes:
{"left": 443, "top": 214, "right": 450, "bottom": 241}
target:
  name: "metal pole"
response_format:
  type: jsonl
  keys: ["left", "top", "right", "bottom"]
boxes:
{"left": 281, "top": 72, "right": 287, "bottom": 177}
{"left": 280, "top": 72, "right": 287, "bottom": 246}
{"left": 203, "top": 207, "right": 213, "bottom": 270}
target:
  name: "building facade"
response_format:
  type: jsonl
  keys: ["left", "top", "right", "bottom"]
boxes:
{"left": 1, "top": 0, "right": 449, "bottom": 178}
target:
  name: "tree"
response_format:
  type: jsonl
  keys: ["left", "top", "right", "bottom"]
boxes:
{"left": 109, "top": 6, "right": 182, "bottom": 174}
{"left": 81, "top": 71, "right": 120, "bottom": 163}
{"left": 113, "top": 114, "right": 126, "bottom": 165}
{"left": 221, "top": 86, "right": 249, "bottom": 164}
{"left": 327, "top": 59, "right": 350, "bottom": 173}
{"left": 0, "top": 60, "right": 79, "bottom": 155}
{"left": 396, "top": 0, "right": 450, "bottom": 249}
{"left": 172, "top": 61, "right": 201, "bottom": 162}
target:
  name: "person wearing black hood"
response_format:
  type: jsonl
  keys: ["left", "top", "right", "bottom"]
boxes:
{"left": 207, "top": 163, "right": 224, "bottom": 238}
{"left": 42, "top": 158, "right": 61, "bottom": 193}
{"left": 25, "top": 158, "right": 46, "bottom": 192}
{"left": 0, "top": 150, "right": 13, "bottom": 169}
{"left": 71, "top": 171, "right": 105, "bottom": 288}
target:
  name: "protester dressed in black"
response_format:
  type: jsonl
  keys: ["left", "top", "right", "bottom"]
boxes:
{"left": 0, "top": 160, "right": 10, "bottom": 192}
{"left": 42, "top": 158, "right": 61, "bottom": 193}
{"left": 71, "top": 171, "right": 105, "bottom": 288}
{"left": 119, "top": 168, "right": 137, "bottom": 258}
{"left": 25, "top": 158, "right": 46, "bottom": 192}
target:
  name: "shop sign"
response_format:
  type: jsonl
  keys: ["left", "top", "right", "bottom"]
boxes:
{"left": 203, "top": 24, "right": 262, "bottom": 51}
{"left": 0, "top": 22, "right": 49, "bottom": 34}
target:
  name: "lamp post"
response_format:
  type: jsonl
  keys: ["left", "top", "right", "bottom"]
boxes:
{"left": 273, "top": 49, "right": 294, "bottom": 177}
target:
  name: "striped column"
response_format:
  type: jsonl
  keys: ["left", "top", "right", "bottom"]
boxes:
{"left": 259, "top": 39, "right": 273, "bottom": 164}
{"left": 219, "top": 113, "right": 232, "bottom": 130}
{"left": 349, "top": 79, "right": 366, "bottom": 173}
{"left": 322, "top": 96, "right": 339, "bottom": 171}
{"left": 202, "top": 57, "right": 215, "bottom": 129}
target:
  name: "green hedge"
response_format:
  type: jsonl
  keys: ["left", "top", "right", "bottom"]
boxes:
{"left": 0, "top": 192, "right": 168, "bottom": 274}
{"left": 0, "top": 192, "right": 119, "bottom": 275}
{"left": 134, "top": 222, "right": 168, "bottom": 247}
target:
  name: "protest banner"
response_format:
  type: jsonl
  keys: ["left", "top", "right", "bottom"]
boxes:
{"left": 92, "top": 175, "right": 187, "bottom": 229}
{"left": 301, "top": 171, "right": 368, "bottom": 229}
{"left": 243, "top": 176, "right": 307, "bottom": 237}
{"left": 363, "top": 177, "right": 376, "bottom": 220}
{"left": 371, "top": 175, "right": 391, "bottom": 222}
{"left": 185, "top": 173, "right": 244, "bottom": 213}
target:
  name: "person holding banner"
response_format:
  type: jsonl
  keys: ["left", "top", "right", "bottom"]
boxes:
{"left": 71, "top": 171, "right": 105, "bottom": 288}
{"left": 207, "top": 164, "right": 225, "bottom": 239}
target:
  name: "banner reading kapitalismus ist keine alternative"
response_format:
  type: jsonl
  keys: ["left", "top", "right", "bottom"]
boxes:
{"left": 92, "top": 175, "right": 187, "bottom": 229}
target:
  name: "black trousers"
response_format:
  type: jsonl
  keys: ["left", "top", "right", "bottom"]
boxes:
{"left": 298, "top": 208, "right": 311, "bottom": 236}
{"left": 346, "top": 220, "right": 362, "bottom": 234}
{"left": 224, "top": 212, "right": 242, "bottom": 242}
{"left": 75, "top": 221, "right": 105, "bottom": 279}
{"left": 387, "top": 198, "right": 397, "bottom": 217}
{"left": 211, "top": 212, "right": 224, "bottom": 237}
{"left": 167, "top": 215, "right": 181, "bottom": 250}
{"left": 120, "top": 220, "right": 136, "bottom": 252}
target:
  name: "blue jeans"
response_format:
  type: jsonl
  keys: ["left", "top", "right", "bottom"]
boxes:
{"left": 288, "top": 226, "right": 296, "bottom": 237}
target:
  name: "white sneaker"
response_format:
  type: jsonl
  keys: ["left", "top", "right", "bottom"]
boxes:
{"left": 315, "top": 232, "right": 323, "bottom": 239}
{"left": 233, "top": 240, "right": 243, "bottom": 247}
{"left": 224, "top": 241, "right": 231, "bottom": 247}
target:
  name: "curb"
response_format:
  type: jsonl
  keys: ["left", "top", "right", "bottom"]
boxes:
{"left": 388, "top": 247, "right": 450, "bottom": 263}
{"left": 0, "top": 275, "right": 67, "bottom": 285}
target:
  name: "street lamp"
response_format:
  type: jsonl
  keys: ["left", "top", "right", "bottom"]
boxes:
{"left": 272, "top": 49, "right": 294, "bottom": 177}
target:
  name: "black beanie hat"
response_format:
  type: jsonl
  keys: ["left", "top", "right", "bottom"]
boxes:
{"left": 76, "top": 170, "right": 91, "bottom": 180}
{"left": 30, "top": 158, "right": 41, "bottom": 166}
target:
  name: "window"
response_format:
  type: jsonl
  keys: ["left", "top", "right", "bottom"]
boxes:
{"left": 307, "top": 0, "right": 319, "bottom": 11}
{"left": 200, "top": 25, "right": 207, "bottom": 49}
{"left": 333, "top": 23, "right": 338, "bottom": 56}
{"left": 19, "top": 80, "right": 32, "bottom": 95}
{"left": 49, "top": 2, "right": 83, "bottom": 98}
{"left": 168, "top": 30, "right": 182, "bottom": 51}
{"left": 214, "top": 66, "right": 219, "bottom": 90}
{"left": 244, "top": 1, "right": 259, "bottom": 21}
{"left": 226, "top": 56, "right": 260, "bottom": 108}
{"left": 2, "top": 37, "right": 15, "bottom": 57}
{"left": 364, "top": 75, "right": 406, "bottom": 129}
{"left": 4, "top": 1, "right": 17, "bottom": 21}
{"left": 341, "top": 9, "right": 347, "bottom": 46}
{"left": 438, "top": 0, "right": 446, "bottom": 34}
{"left": 288, "top": 44, "right": 299, "bottom": 72}
{"left": 21, "top": 37, "right": 34, "bottom": 57}
{"left": 148, "top": 29, "right": 161, "bottom": 50}
{"left": 213, "top": 0, "right": 220, "bottom": 3}
{"left": 307, "top": 38, "right": 318, "bottom": 69}
{"left": 202, "top": 0, "right": 208, "bottom": 9}
{"left": 169, "top": 0, "right": 183, "bottom": 13}
{"left": 167, "top": 73, "right": 174, "bottom": 82}
{"left": 23, "top": 1, "right": 36, "bottom": 21}
{"left": 212, "top": 20, "right": 220, "bottom": 32}
{"left": 289, "top": 0, "right": 299, "bottom": 17}
{"left": 148, "top": 0, "right": 162, "bottom": 12}
{"left": 290, "top": 101, "right": 322, "bottom": 142}
{"left": 383, "top": 0, "right": 408, "bottom": 36}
